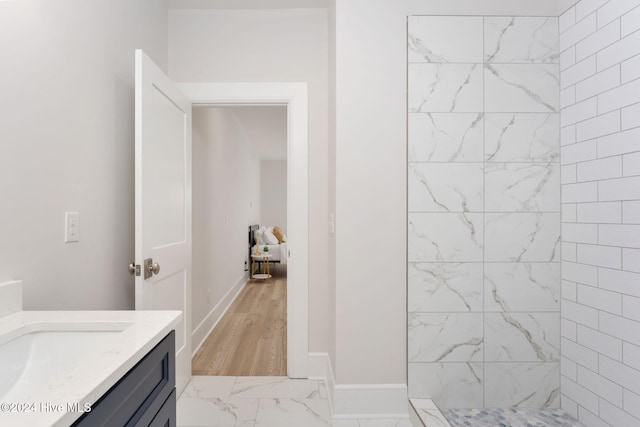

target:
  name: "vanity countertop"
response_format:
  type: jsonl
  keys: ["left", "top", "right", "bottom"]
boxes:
{"left": 0, "top": 310, "right": 181, "bottom": 426}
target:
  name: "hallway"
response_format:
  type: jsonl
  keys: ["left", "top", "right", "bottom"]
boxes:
{"left": 192, "top": 266, "right": 287, "bottom": 376}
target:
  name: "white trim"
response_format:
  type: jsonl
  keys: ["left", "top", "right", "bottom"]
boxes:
{"left": 191, "top": 272, "right": 249, "bottom": 357}
{"left": 332, "top": 384, "right": 409, "bottom": 419}
{"left": 177, "top": 82, "right": 309, "bottom": 379}
{"left": 308, "top": 352, "right": 336, "bottom": 415}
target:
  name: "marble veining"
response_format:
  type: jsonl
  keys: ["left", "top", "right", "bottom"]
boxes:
{"left": 408, "top": 363, "right": 484, "bottom": 409}
{"left": 409, "top": 313, "right": 483, "bottom": 362}
{"left": 485, "top": 113, "right": 559, "bottom": 162}
{"left": 407, "top": 14, "right": 560, "bottom": 411}
{"left": 178, "top": 376, "right": 421, "bottom": 427}
{"left": 485, "top": 17, "right": 559, "bottom": 64}
{"left": 485, "top": 163, "right": 560, "bottom": 212}
{"left": 231, "top": 377, "right": 320, "bottom": 399}
{"left": 255, "top": 399, "right": 332, "bottom": 427}
{"left": 408, "top": 263, "right": 483, "bottom": 312}
{"left": 485, "top": 213, "right": 560, "bottom": 262}
{"left": 409, "top": 113, "right": 484, "bottom": 162}
{"left": 409, "top": 163, "right": 484, "bottom": 212}
{"left": 0, "top": 310, "right": 181, "bottom": 427}
{"left": 485, "top": 64, "right": 559, "bottom": 112}
{"left": 484, "top": 263, "right": 560, "bottom": 312}
{"left": 177, "top": 396, "right": 259, "bottom": 427}
{"left": 409, "top": 64, "right": 483, "bottom": 113}
{"left": 485, "top": 313, "right": 560, "bottom": 362}
{"left": 484, "top": 363, "right": 560, "bottom": 408}
{"left": 409, "top": 213, "right": 483, "bottom": 262}
{"left": 408, "top": 16, "right": 483, "bottom": 64}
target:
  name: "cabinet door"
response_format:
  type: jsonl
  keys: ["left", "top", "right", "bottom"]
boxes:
{"left": 72, "top": 332, "right": 175, "bottom": 427}
{"left": 147, "top": 389, "right": 177, "bottom": 427}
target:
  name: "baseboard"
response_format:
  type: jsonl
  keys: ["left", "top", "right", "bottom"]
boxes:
{"left": 308, "top": 352, "right": 336, "bottom": 414}
{"left": 191, "top": 272, "right": 249, "bottom": 357}
{"left": 308, "top": 352, "right": 409, "bottom": 419}
{"left": 332, "top": 383, "right": 409, "bottom": 419}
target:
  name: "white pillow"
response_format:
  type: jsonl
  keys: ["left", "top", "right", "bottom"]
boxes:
{"left": 262, "top": 228, "right": 280, "bottom": 245}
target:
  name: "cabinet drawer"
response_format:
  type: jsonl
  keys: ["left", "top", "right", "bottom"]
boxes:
{"left": 73, "top": 331, "right": 175, "bottom": 427}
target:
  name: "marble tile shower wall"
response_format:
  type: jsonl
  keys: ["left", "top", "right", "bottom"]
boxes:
{"left": 407, "top": 16, "right": 561, "bottom": 409}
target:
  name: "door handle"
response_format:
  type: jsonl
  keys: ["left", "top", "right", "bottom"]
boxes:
{"left": 143, "top": 258, "right": 160, "bottom": 279}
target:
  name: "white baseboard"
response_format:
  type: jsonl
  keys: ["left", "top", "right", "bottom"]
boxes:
{"left": 191, "top": 272, "right": 249, "bottom": 357}
{"left": 308, "top": 352, "right": 336, "bottom": 414}
{"left": 332, "top": 383, "right": 409, "bottom": 419}
{"left": 308, "top": 352, "right": 409, "bottom": 419}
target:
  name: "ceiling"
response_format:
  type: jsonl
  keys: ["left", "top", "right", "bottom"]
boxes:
{"left": 168, "top": 0, "right": 327, "bottom": 9}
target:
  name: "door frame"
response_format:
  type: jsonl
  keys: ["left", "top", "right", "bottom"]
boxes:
{"left": 177, "top": 82, "right": 309, "bottom": 378}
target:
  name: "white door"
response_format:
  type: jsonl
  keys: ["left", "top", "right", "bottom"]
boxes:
{"left": 135, "top": 50, "right": 192, "bottom": 394}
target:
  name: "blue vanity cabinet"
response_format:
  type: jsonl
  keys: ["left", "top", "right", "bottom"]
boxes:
{"left": 72, "top": 331, "right": 176, "bottom": 427}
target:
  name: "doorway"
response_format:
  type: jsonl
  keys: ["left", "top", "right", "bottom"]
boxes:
{"left": 189, "top": 105, "right": 288, "bottom": 376}
{"left": 178, "top": 82, "right": 309, "bottom": 379}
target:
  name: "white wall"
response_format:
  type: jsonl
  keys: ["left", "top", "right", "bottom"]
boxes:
{"left": 168, "top": 8, "right": 330, "bottom": 352}
{"left": 559, "top": 2, "right": 640, "bottom": 425}
{"left": 329, "top": 0, "right": 561, "bottom": 415}
{"left": 260, "top": 160, "right": 287, "bottom": 232}
{"left": 192, "top": 107, "right": 260, "bottom": 343}
{"left": 0, "top": 0, "right": 167, "bottom": 310}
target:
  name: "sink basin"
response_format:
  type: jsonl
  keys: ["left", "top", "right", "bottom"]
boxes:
{"left": 0, "top": 322, "right": 132, "bottom": 401}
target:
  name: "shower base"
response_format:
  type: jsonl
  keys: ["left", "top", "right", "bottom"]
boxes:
{"left": 443, "top": 408, "right": 583, "bottom": 427}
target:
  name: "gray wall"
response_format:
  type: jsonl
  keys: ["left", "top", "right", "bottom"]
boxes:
{"left": 0, "top": 0, "right": 168, "bottom": 310}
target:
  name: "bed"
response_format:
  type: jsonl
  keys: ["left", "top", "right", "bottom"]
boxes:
{"left": 248, "top": 224, "right": 288, "bottom": 267}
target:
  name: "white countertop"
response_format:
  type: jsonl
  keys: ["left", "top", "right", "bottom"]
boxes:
{"left": 0, "top": 310, "right": 181, "bottom": 426}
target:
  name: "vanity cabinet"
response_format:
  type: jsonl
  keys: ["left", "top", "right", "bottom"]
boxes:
{"left": 72, "top": 331, "right": 176, "bottom": 427}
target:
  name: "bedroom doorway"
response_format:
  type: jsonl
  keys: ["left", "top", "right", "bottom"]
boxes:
{"left": 190, "top": 105, "right": 288, "bottom": 376}
{"left": 179, "top": 83, "right": 309, "bottom": 379}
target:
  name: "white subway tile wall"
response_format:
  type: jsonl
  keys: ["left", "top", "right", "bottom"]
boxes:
{"left": 560, "top": 1, "right": 640, "bottom": 425}
{"left": 408, "top": 16, "right": 560, "bottom": 409}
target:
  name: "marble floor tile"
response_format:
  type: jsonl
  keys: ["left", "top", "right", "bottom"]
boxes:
{"left": 254, "top": 398, "right": 332, "bottom": 427}
{"left": 231, "top": 376, "right": 321, "bottom": 399}
{"left": 183, "top": 376, "right": 238, "bottom": 399}
{"left": 177, "top": 396, "right": 259, "bottom": 427}
{"left": 178, "top": 377, "right": 441, "bottom": 427}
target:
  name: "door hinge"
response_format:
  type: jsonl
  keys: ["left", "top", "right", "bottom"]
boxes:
{"left": 128, "top": 262, "right": 141, "bottom": 276}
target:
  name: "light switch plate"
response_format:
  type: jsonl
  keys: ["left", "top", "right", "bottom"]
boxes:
{"left": 65, "top": 212, "right": 79, "bottom": 243}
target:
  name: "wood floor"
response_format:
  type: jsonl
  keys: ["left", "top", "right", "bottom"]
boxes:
{"left": 192, "top": 265, "right": 287, "bottom": 376}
